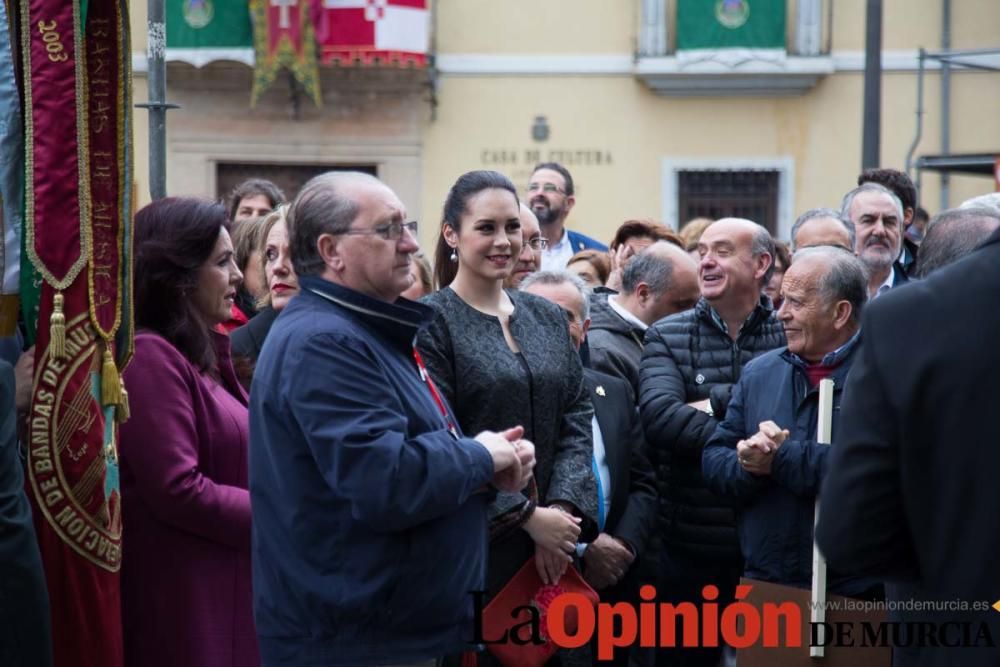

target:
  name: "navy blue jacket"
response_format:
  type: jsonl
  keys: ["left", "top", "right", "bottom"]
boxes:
{"left": 250, "top": 276, "right": 495, "bottom": 666}
{"left": 701, "top": 337, "right": 875, "bottom": 596}
{"left": 567, "top": 229, "right": 608, "bottom": 253}
{"left": 0, "top": 361, "right": 52, "bottom": 666}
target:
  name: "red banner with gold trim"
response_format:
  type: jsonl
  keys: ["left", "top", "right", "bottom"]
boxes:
{"left": 19, "top": 0, "right": 132, "bottom": 663}
{"left": 22, "top": 0, "right": 87, "bottom": 353}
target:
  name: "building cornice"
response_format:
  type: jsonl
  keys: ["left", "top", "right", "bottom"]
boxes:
{"left": 131, "top": 50, "right": 1000, "bottom": 78}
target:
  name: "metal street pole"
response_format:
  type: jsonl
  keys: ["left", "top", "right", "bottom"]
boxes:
{"left": 861, "top": 0, "right": 882, "bottom": 170}
{"left": 136, "top": 0, "right": 178, "bottom": 200}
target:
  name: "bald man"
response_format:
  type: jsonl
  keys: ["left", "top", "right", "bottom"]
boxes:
{"left": 639, "top": 218, "right": 786, "bottom": 667}
{"left": 588, "top": 241, "right": 700, "bottom": 399}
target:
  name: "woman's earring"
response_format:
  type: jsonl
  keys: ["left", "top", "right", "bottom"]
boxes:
{"left": 449, "top": 248, "right": 458, "bottom": 262}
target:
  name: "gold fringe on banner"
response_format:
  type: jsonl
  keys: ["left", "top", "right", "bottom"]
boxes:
{"left": 100, "top": 345, "right": 122, "bottom": 407}
{"left": 116, "top": 384, "right": 129, "bottom": 423}
{"left": 50, "top": 292, "right": 66, "bottom": 359}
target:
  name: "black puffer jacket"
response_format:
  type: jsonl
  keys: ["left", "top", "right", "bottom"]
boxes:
{"left": 638, "top": 296, "right": 785, "bottom": 564}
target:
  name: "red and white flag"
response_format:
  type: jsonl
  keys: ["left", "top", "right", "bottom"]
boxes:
{"left": 315, "top": 0, "right": 429, "bottom": 65}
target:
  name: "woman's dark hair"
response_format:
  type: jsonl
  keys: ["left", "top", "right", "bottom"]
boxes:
{"left": 433, "top": 170, "right": 519, "bottom": 289}
{"left": 134, "top": 197, "right": 229, "bottom": 373}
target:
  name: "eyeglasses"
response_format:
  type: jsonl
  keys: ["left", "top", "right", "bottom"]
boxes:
{"left": 527, "top": 183, "right": 566, "bottom": 195}
{"left": 343, "top": 220, "right": 418, "bottom": 241}
{"left": 526, "top": 237, "right": 549, "bottom": 250}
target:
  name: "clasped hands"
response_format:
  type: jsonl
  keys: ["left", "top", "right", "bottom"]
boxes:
{"left": 736, "top": 420, "right": 789, "bottom": 476}
{"left": 525, "top": 503, "right": 582, "bottom": 584}
{"left": 475, "top": 425, "right": 536, "bottom": 493}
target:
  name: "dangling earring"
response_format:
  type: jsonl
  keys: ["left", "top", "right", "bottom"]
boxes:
{"left": 449, "top": 248, "right": 458, "bottom": 262}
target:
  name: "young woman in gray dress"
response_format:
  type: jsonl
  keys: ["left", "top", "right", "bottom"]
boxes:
{"left": 418, "top": 170, "right": 598, "bottom": 605}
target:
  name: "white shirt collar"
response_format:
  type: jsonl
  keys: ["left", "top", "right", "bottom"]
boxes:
{"left": 541, "top": 228, "right": 574, "bottom": 270}
{"left": 874, "top": 264, "right": 895, "bottom": 298}
{"left": 608, "top": 294, "right": 648, "bottom": 331}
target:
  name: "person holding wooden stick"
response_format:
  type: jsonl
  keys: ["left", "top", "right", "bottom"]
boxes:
{"left": 701, "top": 246, "right": 880, "bottom": 598}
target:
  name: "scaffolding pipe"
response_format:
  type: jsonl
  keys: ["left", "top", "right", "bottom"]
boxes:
{"left": 905, "top": 50, "right": 926, "bottom": 197}
{"left": 940, "top": 0, "right": 951, "bottom": 210}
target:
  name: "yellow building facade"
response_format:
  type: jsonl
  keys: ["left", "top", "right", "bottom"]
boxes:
{"left": 130, "top": 0, "right": 1000, "bottom": 247}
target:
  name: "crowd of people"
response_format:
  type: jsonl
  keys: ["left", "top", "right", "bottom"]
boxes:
{"left": 3, "top": 160, "right": 1000, "bottom": 667}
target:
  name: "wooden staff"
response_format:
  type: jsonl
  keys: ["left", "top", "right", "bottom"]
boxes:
{"left": 810, "top": 377, "right": 835, "bottom": 658}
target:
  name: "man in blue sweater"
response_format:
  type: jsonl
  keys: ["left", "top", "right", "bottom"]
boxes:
{"left": 250, "top": 172, "right": 536, "bottom": 667}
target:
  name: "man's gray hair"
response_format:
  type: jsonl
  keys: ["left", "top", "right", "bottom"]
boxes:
{"left": 519, "top": 270, "right": 592, "bottom": 321}
{"left": 840, "top": 182, "right": 904, "bottom": 223}
{"left": 621, "top": 241, "right": 676, "bottom": 296}
{"left": 914, "top": 207, "right": 1000, "bottom": 278}
{"left": 958, "top": 193, "right": 1000, "bottom": 216}
{"left": 750, "top": 224, "right": 776, "bottom": 286}
{"left": 790, "top": 208, "right": 857, "bottom": 252}
{"left": 792, "top": 246, "right": 869, "bottom": 325}
{"left": 289, "top": 171, "right": 378, "bottom": 277}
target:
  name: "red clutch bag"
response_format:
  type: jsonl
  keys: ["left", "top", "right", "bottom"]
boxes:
{"left": 480, "top": 559, "right": 599, "bottom": 667}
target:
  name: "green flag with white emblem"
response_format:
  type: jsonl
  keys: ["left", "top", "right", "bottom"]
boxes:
{"left": 166, "top": 0, "right": 253, "bottom": 65}
{"left": 677, "top": 0, "right": 786, "bottom": 51}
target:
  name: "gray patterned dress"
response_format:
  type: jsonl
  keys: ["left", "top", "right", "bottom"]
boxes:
{"left": 418, "top": 287, "right": 598, "bottom": 594}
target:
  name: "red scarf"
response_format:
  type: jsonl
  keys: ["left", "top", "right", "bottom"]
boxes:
{"left": 804, "top": 361, "right": 840, "bottom": 387}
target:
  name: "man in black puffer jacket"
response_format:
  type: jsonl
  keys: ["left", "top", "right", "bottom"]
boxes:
{"left": 639, "top": 218, "right": 785, "bottom": 667}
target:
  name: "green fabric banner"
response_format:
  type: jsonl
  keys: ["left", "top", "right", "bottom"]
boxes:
{"left": 166, "top": 0, "right": 252, "bottom": 48}
{"left": 677, "top": 0, "right": 786, "bottom": 51}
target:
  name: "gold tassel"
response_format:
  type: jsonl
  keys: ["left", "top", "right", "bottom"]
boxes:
{"left": 50, "top": 292, "right": 66, "bottom": 359}
{"left": 101, "top": 347, "right": 122, "bottom": 407}
{"left": 116, "top": 385, "right": 130, "bottom": 424}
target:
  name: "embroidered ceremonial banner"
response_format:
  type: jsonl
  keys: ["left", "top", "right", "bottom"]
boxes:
{"left": 315, "top": 0, "right": 429, "bottom": 66}
{"left": 22, "top": 0, "right": 88, "bottom": 359}
{"left": 250, "top": 0, "right": 321, "bottom": 106}
{"left": 19, "top": 0, "right": 131, "bottom": 664}
{"left": 165, "top": 0, "right": 254, "bottom": 67}
{"left": 83, "top": 0, "right": 132, "bottom": 403}
{"left": 0, "top": 0, "right": 23, "bottom": 335}
{"left": 28, "top": 287, "right": 124, "bottom": 667}
{"left": 676, "top": 0, "right": 786, "bottom": 51}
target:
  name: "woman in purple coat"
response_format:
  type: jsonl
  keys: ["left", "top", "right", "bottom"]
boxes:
{"left": 120, "top": 197, "right": 258, "bottom": 666}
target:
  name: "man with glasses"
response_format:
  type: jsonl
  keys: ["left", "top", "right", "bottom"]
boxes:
{"left": 527, "top": 162, "right": 608, "bottom": 270}
{"left": 249, "top": 171, "right": 536, "bottom": 667}
{"left": 506, "top": 203, "right": 548, "bottom": 288}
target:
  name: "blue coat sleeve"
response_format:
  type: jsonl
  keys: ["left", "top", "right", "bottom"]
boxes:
{"left": 288, "top": 332, "right": 495, "bottom": 533}
{"left": 701, "top": 378, "right": 769, "bottom": 500}
{"left": 770, "top": 439, "right": 830, "bottom": 497}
